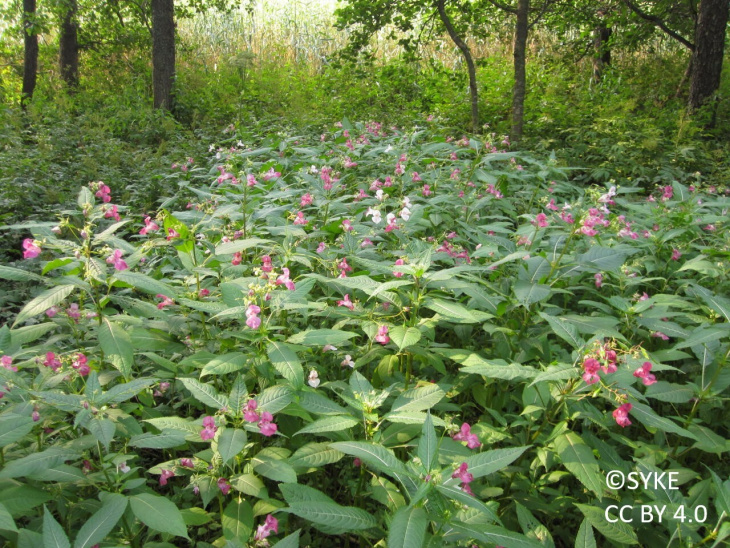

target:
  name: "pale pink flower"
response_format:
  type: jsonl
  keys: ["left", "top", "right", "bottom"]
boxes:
{"left": 259, "top": 412, "right": 278, "bottom": 436}
{"left": 374, "top": 325, "right": 390, "bottom": 345}
{"left": 293, "top": 211, "right": 308, "bottom": 225}
{"left": 671, "top": 249, "right": 681, "bottom": 261}
{"left": 308, "top": 369, "right": 320, "bottom": 388}
{"left": 342, "top": 219, "right": 354, "bottom": 232}
{"left": 254, "top": 515, "right": 279, "bottom": 542}
{"left": 262, "top": 167, "right": 281, "bottom": 180}
{"left": 275, "top": 268, "right": 295, "bottom": 290}
{"left": 200, "top": 416, "right": 217, "bottom": 440}
{"left": 337, "top": 294, "right": 355, "bottom": 311}
{"left": 422, "top": 184, "right": 432, "bottom": 197}
{"left": 104, "top": 205, "right": 121, "bottom": 222}
{"left": 243, "top": 400, "right": 260, "bottom": 423}
{"left": 106, "top": 249, "right": 128, "bottom": 271}
{"left": 316, "top": 242, "right": 326, "bottom": 254}
{"left": 393, "top": 259, "right": 405, "bottom": 278}
{"left": 22, "top": 238, "right": 41, "bottom": 259}
{"left": 159, "top": 469, "right": 174, "bottom": 486}
{"left": 139, "top": 216, "right": 159, "bottom": 235}
{"left": 67, "top": 303, "right": 81, "bottom": 321}
{"left": 247, "top": 174, "right": 258, "bottom": 187}
{"left": 341, "top": 355, "right": 355, "bottom": 368}
{"left": 300, "top": 193, "right": 313, "bottom": 207}
{"left": 594, "top": 272, "right": 603, "bottom": 288}
{"left": 651, "top": 331, "right": 669, "bottom": 341}
{"left": 179, "top": 458, "right": 194, "bottom": 468}
{"left": 1, "top": 356, "right": 17, "bottom": 372}
{"left": 156, "top": 294, "right": 174, "bottom": 309}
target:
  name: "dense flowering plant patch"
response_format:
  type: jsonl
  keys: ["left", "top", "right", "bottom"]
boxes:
{"left": 0, "top": 119, "right": 728, "bottom": 547}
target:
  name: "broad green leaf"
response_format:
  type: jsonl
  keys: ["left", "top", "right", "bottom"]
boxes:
{"left": 554, "top": 432, "right": 604, "bottom": 499}
{"left": 180, "top": 507, "right": 212, "bottom": 526}
{"left": 645, "top": 381, "right": 695, "bottom": 404}
{"left": 435, "top": 482, "right": 501, "bottom": 521}
{"left": 285, "top": 501, "right": 377, "bottom": 531}
{"left": 464, "top": 446, "right": 530, "bottom": 480}
{"left": 446, "top": 522, "right": 544, "bottom": 548}
{"left": 10, "top": 323, "right": 57, "bottom": 346}
{"left": 630, "top": 402, "right": 698, "bottom": 440}
{"left": 216, "top": 428, "right": 247, "bottom": 465}
{"left": 329, "top": 441, "right": 410, "bottom": 487}
{"left": 129, "top": 493, "right": 188, "bottom": 538}
{"left": 257, "top": 385, "right": 294, "bottom": 414}
{"left": 0, "top": 415, "right": 35, "bottom": 448}
{"left": 575, "top": 518, "right": 596, "bottom": 548}
{"left": 287, "top": 329, "right": 358, "bottom": 346}
{"left": 99, "top": 319, "right": 134, "bottom": 379}
{"left": 423, "top": 298, "right": 479, "bottom": 323}
{"left": 112, "top": 271, "right": 175, "bottom": 296}
{"left": 538, "top": 312, "right": 584, "bottom": 349}
{"left": 228, "top": 374, "right": 248, "bottom": 414}
{"left": 529, "top": 364, "right": 577, "bottom": 386}
{"left": 674, "top": 326, "right": 730, "bottom": 350}
{"left": 179, "top": 377, "right": 229, "bottom": 410}
{"left": 513, "top": 281, "right": 552, "bottom": 306}
{"left": 129, "top": 431, "right": 189, "bottom": 449}
{"left": 691, "top": 284, "right": 730, "bottom": 322}
{"left": 577, "top": 247, "right": 628, "bottom": 272}
{"left": 43, "top": 506, "right": 71, "bottom": 548}
{"left": 30, "top": 465, "right": 86, "bottom": 483}
{"left": 0, "top": 485, "right": 51, "bottom": 516}
{"left": 100, "top": 378, "right": 157, "bottom": 405}
{"left": 0, "top": 502, "right": 17, "bottom": 532}
{"left": 144, "top": 417, "right": 200, "bottom": 436}
{"left": 435, "top": 348, "right": 538, "bottom": 380}
{"left": 215, "top": 237, "right": 271, "bottom": 255}
{"left": 298, "top": 391, "right": 348, "bottom": 415}
{"left": 13, "top": 284, "right": 76, "bottom": 327}
{"left": 271, "top": 530, "right": 301, "bottom": 548}
{"left": 391, "top": 384, "right": 444, "bottom": 413}
{"left": 280, "top": 483, "right": 336, "bottom": 505}
{"left": 289, "top": 442, "right": 345, "bottom": 468}
{"left": 708, "top": 468, "right": 730, "bottom": 517}
{"left": 87, "top": 418, "right": 115, "bottom": 450}
{"left": 0, "top": 264, "right": 45, "bottom": 282}
{"left": 295, "top": 415, "right": 359, "bottom": 436}
{"left": 388, "top": 506, "right": 427, "bottom": 548}
{"left": 231, "top": 474, "right": 268, "bottom": 499}
{"left": 200, "top": 353, "right": 247, "bottom": 377}
{"left": 575, "top": 503, "right": 638, "bottom": 545}
{"left": 73, "top": 493, "right": 128, "bottom": 548}
{"left": 389, "top": 326, "right": 422, "bottom": 351}
{"left": 252, "top": 454, "right": 297, "bottom": 483}
{"left": 417, "top": 413, "right": 437, "bottom": 472}
{"left": 221, "top": 499, "right": 254, "bottom": 542}
{"left": 516, "top": 502, "right": 554, "bottom": 547}
{"left": 0, "top": 447, "right": 80, "bottom": 479}
{"left": 267, "top": 341, "right": 304, "bottom": 389}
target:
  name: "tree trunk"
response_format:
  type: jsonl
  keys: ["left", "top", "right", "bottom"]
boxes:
{"left": 511, "top": 0, "right": 529, "bottom": 143}
{"left": 152, "top": 0, "right": 175, "bottom": 111}
{"left": 592, "top": 9, "right": 612, "bottom": 82}
{"left": 436, "top": 0, "right": 480, "bottom": 133}
{"left": 688, "top": 0, "right": 729, "bottom": 122}
{"left": 22, "top": 0, "right": 38, "bottom": 108}
{"left": 59, "top": 0, "right": 79, "bottom": 89}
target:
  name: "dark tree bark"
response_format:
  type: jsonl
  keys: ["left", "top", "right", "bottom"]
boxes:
{"left": 152, "top": 0, "right": 175, "bottom": 111}
{"left": 59, "top": 0, "right": 79, "bottom": 89}
{"left": 22, "top": 0, "right": 38, "bottom": 108}
{"left": 688, "top": 0, "right": 729, "bottom": 120}
{"left": 511, "top": 0, "right": 529, "bottom": 143}
{"left": 436, "top": 0, "right": 480, "bottom": 133}
{"left": 592, "top": 9, "right": 612, "bottom": 82}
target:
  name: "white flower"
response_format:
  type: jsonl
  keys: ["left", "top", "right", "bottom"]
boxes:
{"left": 119, "top": 462, "right": 130, "bottom": 474}
{"left": 323, "top": 344, "right": 337, "bottom": 352}
{"left": 376, "top": 189, "right": 385, "bottom": 201}
{"left": 386, "top": 213, "right": 397, "bottom": 225}
{"left": 209, "top": 144, "right": 215, "bottom": 152}
{"left": 366, "top": 207, "right": 382, "bottom": 224}
{"left": 400, "top": 207, "right": 411, "bottom": 221}
{"left": 341, "top": 355, "right": 355, "bottom": 368}
{"left": 308, "top": 369, "right": 320, "bottom": 388}
{"left": 309, "top": 165, "right": 319, "bottom": 174}
{"left": 403, "top": 196, "right": 412, "bottom": 208}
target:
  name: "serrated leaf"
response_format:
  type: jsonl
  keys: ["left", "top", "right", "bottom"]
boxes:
{"left": 645, "top": 381, "right": 695, "bottom": 403}
{"left": 0, "top": 415, "right": 35, "bottom": 448}
{"left": 391, "top": 384, "right": 444, "bottom": 413}
{"left": 144, "top": 417, "right": 200, "bottom": 436}
{"left": 388, "top": 506, "right": 427, "bottom": 548}
{"left": 630, "top": 402, "right": 697, "bottom": 440}
{"left": 129, "top": 493, "right": 188, "bottom": 539}
{"left": 513, "top": 281, "right": 552, "bottom": 306}
{"left": 577, "top": 247, "right": 627, "bottom": 272}
{"left": 179, "top": 377, "right": 229, "bottom": 410}
{"left": 73, "top": 493, "right": 128, "bottom": 548}
{"left": 287, "top": 329, "right": 358, "bottom": 346}
{"left": 423, "top": 298, "right": 479, "bottom": 323}
{"left": 0, "top": 264, "right": 45, "bottom": 282}
{"left": 257, "top": 385, "right": 293, "bottom": 414}
{"left": 87, "top": 418, "right": 115, "bottom": 450}
{"left": 200, "top": 352, "right": 248, "bottom": 377}
{"left": 267, "top": 341, "right": 304, "bottom": 389}
{"left": 389, "top": 326, "right": 422, "bottom": 351}
{"left": 231, "top": 474, "right": 268, "bottom": 499}
{"left": 691, "top": 285, "right": 730, "bottom": 322}
{"left": 215, "top": 237, "right": 271, "bottom": 255}
{"left": 217, "top": 428, "right": 247, "bottom": 465}
{"left": 295, "top": 415, "right": 359, "bottom": 435}
{"left": 298, "top": 391, "right": 348, "bottom": 415}
{"left": 538, "top": 312, "right": 584, "bottom": 349}
{"left": 0, "top": 447, "right": 79, "bottom": 479}
{"left": 285, "top": 501, "right": 377, "bottom": 531}
{"left": 464, "top": 446, "right": 530, "bottom": 479}
{"left": 112, "top": 271, "right": 175, "bottom": 296}
{"left": 221, "top": 499, "right": 253, "bottom": 542}
{"left": 0, "top": 485, "right": 51, "bottom": 516}
{"left": 228, "top": 374, "right": 248, "bottom": 414}
{"left": 289, "top": 442, "right": 344, "bottom": 468}
{"left": 554, "top": 432, "right": 604, "bottom": 499}
{"left": 576, "top": 503, "right": 638, "bottom": 545}
{"left": 529, "top": 364, "right": 577, "bottom": 386}
{"left": 417, "top": 413, "right": 437, "bottom": 472}
{"left": 252, "top": 454, "right": 297, "bottom": 483}
{"left": 280, "top": 483, "right": 336, "bottom": 505}
{"left": 13, "top": 284, "right": 76, "bottom": 327}
{"left": 329, "top": 441, "right": 410, "bottom": 487}
{"left": 43, "top": 506, "right": 70, "bottom": 548}
{"left": 575, "top": 518, "right": 596, "bottom": 548}
{"left": 271, "top": 530, "right": 300, "bottom": 548}
{"left": 100, "top": 378, "right": 157, "bottom": 405}
{"left": 446, "top": 522, "right": 544, "bottom": 548}
{"left": 99, "top": 319, "right": 134, "bottom": 379}
{"left": 129, "top": 431, "right": 188, "bottom": 449}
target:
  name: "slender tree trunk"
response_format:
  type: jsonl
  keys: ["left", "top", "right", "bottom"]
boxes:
{"left": 688, "top": 0, "right": 729, "bottom": 123}
{"left": 59, "top": 0, "right": 79, "bottom": 89}
{"left": 592, "top": 9, "right": 612, "bottom": 82}
{"left": 511, "top": 0, "right": 529, "bottom": 143}
{"left": 436, "top": 0, "right": 480, "bottom": 133}
{"left": 22, "top": 0, "right": 38, "bottom": 108}
{"left": 152, "top": 0, "right": 175, "bottom": 111}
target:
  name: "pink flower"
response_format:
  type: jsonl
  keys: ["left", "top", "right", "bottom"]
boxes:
{"left": 275, "top": 268, "right": 295, "bottom": 291}
{"left": 159, "top": 469, "right": 174, "bottom": 486}
{"left": 261, "top": 255, "right": 273, "bottom": 272}
{"left": 231, "top": 251, "right": 242, "bottom": 266}
{"left": 1, "top": 355, "right": 17, "bottom": 372}
{"left": 308, "top": 369, "right": 320, "bottom": 388}
{"left": 671, "top": 249, "right": 681, "bottom": 261}
{"left": 341, "top": 354, "right": 355, "bottom": 368}
{"left": 217, "top": 477, "right": 231, "bottom": 495}
{"left": 243, "top": 400, "right": 260, "bottom": 423}
{"left": 337, "top": 294, "right": 355, "bottom": 311}
{"left": 412, "top": 172, "right": 422, "bottom": 182}
{"left": 139, "top": 216, "right": 159, "bottom": 235}
{"left": 361, "top": 237, "right": 374, "bottom": 248}
{"left": 342, "top": 219, "right": 354, "bottom": 232}
{"left": 374, "top": 325, "right": 390, "bottom": 345}
{"left": 704, "top": 224, "right": 716, "bottom": 231}
{"left": 254, "top": 515, "right": 279, "bottom": 542}
{"left": 452, "top": 462, "right": 474, "bottom": 484}
{"left": 247, "top": 174, "right": 258, "bottom": 187}
{"left": 200, "top": 416, "right": 217, "bottom": 440}
{"left": 293, "top": 211, "right": 308, "bottom": 225}
{"left": 582, "top": 357, "right": 601, "bottom": 385}
{"left": 198, "top": 288, "right": 210, "bottom": 298}
{"left": 180, "top": 458, "right": 194, "bottom": 468}
{"left": 245, "top": 304, "right": 261, "bottom": 329}
{"left": 43, "top": 352, "right": 62, "bottom": 371}
{"left": 72, "top": 353, "right": 89, "bottom": 376}
{"left": 22, "top": 238, "right": 41, "bottom": 259}
{"left": 166, "top": 228, "right": 180, "bottom": 240}
{"left": 46, "top": 306, "right": 60, "bottom": 318}
{"left": 533, "top": 213, "right": 549, "bottom": 228}
{"left": 343, "top": 157, "right": 358, "bottom": 168}
{"left": 633, "top": 361, "right": 657, "bottom": 386}
{"left": 612, "top": 403, "right": 632, "bottom": 427}
{"left": 422, "top": 184, "right": 432, "bottom": 197}
{"left": 338, "top": 258, "right": 352, "bottom": 273}
{"left": 156, "top": 294, "right": 174, "bottom": 309}
{"left": 94, "top": 183, "right": 111, "bottom": 203}
{"left": 452, "top": 423, "right": 481, "bottom": 449}
{"left": 106, "top": 249, "right": 128, "bottom": 271}
{"left": 300, "top": 193, "right": 313, "bottom": 207}
{"left": 594, "top": 272, "right": 603, "bottom": 288}
{"left": 393, "top": 259, "right": 405, "bottom": 278}
{"left": 259, "top": 411, "right": 278, "bottom": 436}
{"left": 104, "top": 205, "right": 121, "bottom": 222}
{"left": 651, "top": 331, "right": 669, "bottom": 341}
{"left": 262, "top": 167, "right": 281, "bottom": 180}
{"left": 316, "top": 242, "right": 326, "bottom": 254}
{"left": 661, "top": 185, "right": 673, "bottom": 201}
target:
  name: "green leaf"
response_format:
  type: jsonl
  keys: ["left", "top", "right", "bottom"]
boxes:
{"left": 179, "top": 377, "right": 229, "bottom": 410}
{"left": 112, "top": 271, "right": 175, "bottom": 296}
{"left": 87, "top": 418, "right": 115, "bottom": 450}
{"left": 388, "top": 506, "right": 427, "bottom": 548}
{"left": 577, "top": 247, "right": 627, "bottom": 272}
{"left": 575, "top": 518, "right": 596, "bottom": 548}
{"left": 674, "top": 326, "right": 730, "bottom": 350}
{"left": 271, "top": 530, "right": 301, "bottom": 548}
{"left": 446, "top": 522, "right": 544, "bottom": 548}
{"left": 434, "top": 348, "right": 538, "bottom": 380}
{"left": 0, "top": 415, "right": 35, "bottom": 448}
{"left": 690, "top": 284, "right": 730, "bottom": 322}
{"left": 389, "top": 326, "right": 422, "bottom": 351}
{"left": 231, "top": 474, "right": 268, "bottom": 499}
{"left": 423, "top": 298, "right": 479, "bottom": 323}
{"left": 200, "top": 352, "right": 248, "bottom": 377}
{"left": 707, "top": 468, "right": 730, "bottom": 517}
{"left": 295, "top": 415, "right": 359, "bottom": 436}
{"left": 538, "top": 312, "right": 584, "bottom": 349}
{"left": 221, "top": 499, "right": 254, "bottom": 542}
{"left": 630, "top": 402, "right": 698, "bottom": 440}
{"left": 287, "top": 329, "right": 358, "bottom": 346}
{"left": 99, "top": 319, "right": 134, "bottom": 379}
{"left": 285, "top": 501, "right": 377, "bottom": 531}
{"left": 280, "top": 483, "right": 336, "bottom": 505}
{"left": 252, "top": 454, "right": 297, "bottom": 483}
{"left": 391, "top": 384, "right": 445, "bottom": 413}
{"left": 529, "top": 364, "right": 577, "bottom": 386}
{"left": 267, "top": 341, "right": 304, "bottom": 389}
{"left": 228, "top": 374, "right": 248, "bottom": 414}
{"left": 10, "top": 323, "right": 57, "bottom": 346}
{"left": 129, "top": 493, "right": 188, "bottom": 538}
{"left": 0, "top": 502, "right": 17, "bottom": 532}
{"left": 329, "top": 441, "right": 410, "bottom": 487}
{"left": 0, "top": 447, "right": 80, "bottom": 479}
{"left": 216, "top": 428, "right": 247, "bottom": 465}
{"left": 13, "top": 284, "right": 76, "bottom": 327}
{"left": 513, "top": 281, "right": 552, "bottom": 306}
{"left": 464, "top": 446, "right": 531, "bottom": 480}
{"left": 554, "top": 432, "right": 604, "bottom": 499}
{"left": 645, "top": 381, "right": 695, "bottom": 404}
{"left": 144, "top": 417, "right": 200, "bottom": 436}
{"left": 215, "top": 237, "right": 271, "bottom": 255}
{"left": 0, "top": 264, "right": 45, "bottom": 282}
{"left": 575, "top": 503, "right": 638, "bottom": 545}
{"left": 100, "top": 378, "right": 157, "bottom": 405}
{"left": 417, "top": 413, "right": 437, "bottom": 472}
{"left": 298, "top": 392, "right": 348, "bottom": 415}
{"left": 73, "top": 493, "right": 128, "bottom": 548}
{"left": 289, "top": 442, "right": 345, "bottom": 468}
{"left": 0, "top": 485, "right": 51, "bottom": 516}
{"left": 43, "top": 506, "right": 71, "bottom": 548}
{"left": 257, "top": 385, "right": 294, "bottom": 414}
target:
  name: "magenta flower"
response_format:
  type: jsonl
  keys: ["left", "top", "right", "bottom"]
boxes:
{"left": 179, "top": 458, "right": 194, "bottom": 468}
{"left": 533, "top": 213, "right": 549, "bottom": 228}
{"left": 262, "top": 167, "right": 281, "bottom": 181}
{"left": 661, "top": 185, "right": 673, "bottom": 201}
{"left": 106, "top": 249, "right": 128, "bottom": 271}
{"left": 156, "top": 294, "right": 174, "bottom": 309}
{"left": 651, "top": 331, "right": 669, "bottom": 341}
{"left": 22, "top": 238, "right": 41, "bottom": 259}
{"left": 300, "top": 193, "right": 313, "bottom": 207}
{"left": 104, "top": 205, "right": 121, "bottom": 222}
{"left": 452, "top": 462, "right": 474, "bottom": 484}
{"left": 633, "top": 361, "right": 657, "bottom": 386}
{"left": 94, "top": 183, "right": 111, "bottom": 203}
{"left": 217, "top": 477, "right": 231, "bottom": 495}
{"left": 46, "top": 306, "right": 60, "bottom": 318}
{"left": 254, "top": 515, "right": 279, "bottom": 542}
{"left": 582, "top": 357, "right": 601, "bottom": 385}
{"left": 247, "top": 174, "right": 258, "bottom": 187}
{"left": 200, "top": 416, "right": 217, "bottom": 441}
{"left": 245, "top": 304, "right": 261, "bottom": 329}
{"left": 342, "top": 219, "right": 354, "bottom": 232}
{"left": 259, "top": 411, "right": 278, "bottom": 437}
{"left": 72, "top": 353, "right": 89, "bottom": 376}
{"left": 411, "top": 172, "right": 422, "bottom": 182}
{"left": 422, "top": 184, "right": 432, "bottom": 197}
{"left": 166, "top": 228, "right": 180, "bottom": 240}
{"left": 393, "top": 259, "right": 405, "bottom": 278}
{"left": 452, "top": 423, "right": 481, "bottom": 449}
{"left": 1, "top": 355, "right": 17, "bottom": 372}
{"left": 671, "top": 249, "right": 681, "bottom": 261}
{"left": 343, "top": 157, "right": 358, "bottom": 168}
{"left": 612, "top": 403, "right": 632, "bottom": 427}
{"left": 43, "top": 352, "right": 62, "bottom": 371}
{"left": 243, "top": 399, "right": 260, "bottom": 423}
{"left": 231, "top": 252, "right": 242, "bottom": 266}
{"left": 139, "top": 216, "right": 159, "bottom": 235}
{"left": 261, "top": 255, "right": 273, "bottom": 272}
{"left": 374, "top": 325, "right": 390, "bottom": 345}
{"left": 337, "top": 294, "right": 355, "bottom": 311}
{"left": 594, "top": 272, "right": 603, "bottom": 288}
{"left": 275, "top": 268, "right": 295, "bottom": 290}
{"left": 316, "top": 242, "right": 326, "bottom": 254}
{"left": 361, "top": 237, "right": 374, "bottom": 248}
{"left": 159, "top": 469, "right": 174, "bottom": 486}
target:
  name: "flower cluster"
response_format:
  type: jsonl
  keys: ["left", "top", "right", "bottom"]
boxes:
{"left": 254, "top": 515, "right": 279, "bottom": 544}
{"left": 452, "top": 462, "right": 475, "bottom": 495}
{"left": 246, "top": 304, "right": 262, "bottom": 329}
{"left": 200, "top": 416, "right": 217, "bottom": 441}
{"left": 243, "top": 400, "right": 278, "bottom": 436}
{"left": 633, "top": 361, "right": 657, "bottom": 386}
{"left": 452, "top": 423, "right": 481, "bottom": 449}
